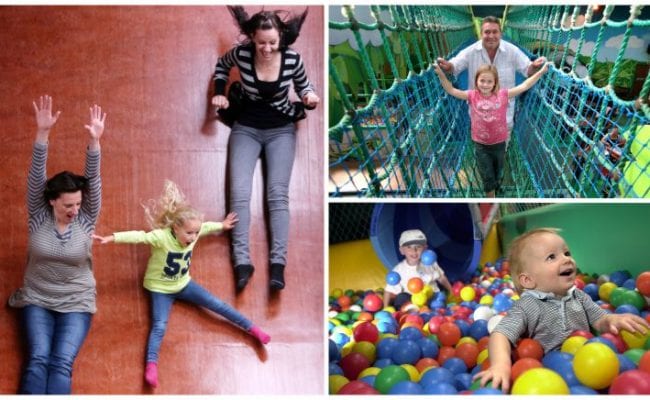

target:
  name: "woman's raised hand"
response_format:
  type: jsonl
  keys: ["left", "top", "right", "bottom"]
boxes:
{"left": 84, "top": 104, "right": 107, "bottom": 141}
{"left": 33, "top": 95, "right": 61, "bottom": 134}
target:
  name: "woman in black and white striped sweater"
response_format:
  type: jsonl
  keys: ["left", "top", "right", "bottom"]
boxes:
{"left": 212, "top": 6, "right": 319, "bottom": 292}
{"left": 9, "top": 95, "right": 106, "bottom": 394}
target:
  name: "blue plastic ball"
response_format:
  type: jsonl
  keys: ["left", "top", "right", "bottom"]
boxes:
{"left": 329, "top": 339, "right": 341, "bottom": 362}
{"left": 616, "top": 304, "right": 641, "bottom": 316}
{"left": 386, "top": 271, "right": 401, "bottom": 285}
{"left": 373, "top": 358, "right": 394, "bottom": 368}
{"left": 583, "top": 283, "right": 599, "bottom": 301}
{"left": 610, "top": 270, "right": 632, "bottom": 287}
{"left": 617, "top": 353, "right": 638, "bottom": 373}
{"left": 329, "top": 362, "right": 344, "bottom": 376}
{"left": 569, "top": 385, "right": 598, "bottom": 394}
{"left": 422, "top": 382, "right": 458, "bottom": 394}
{"left": 454, "top": 373, "right": 473, "bottom": 391}
{"left": 421, "top": 249, "right": 437, "bottom": 265}
{"left": 542, "top": 350, "right": 573, "bottom": 370}
{"left": 359, "top": 375, "right": 376, "bottom": 387}
{"left": 469, "top": 319, "right": 489, "bottom": 341}
{"left": 376, "top": 337, "right": 399, "bottom": 359}
{"left": 442, "top": 357, "right": 468, "bottom": 375}
{"left": 473, "top": 387, "right": 503, "bottom": 394}
{"left": 417, "top": 337, "right": 439, "bottom": 359}
{"left": 622, "top": 278, "right": 637, "bottom": 290}
{"left": 390, "top": 339, "right": 421, "bottom": 365}
{"left": 388, "top": 381, "right": 424, "bottom": 395}
{"left": 586, "top": 336, "right": 618, "bottom": 353}
{"left": 399, "top": 326, "right": 424, "bottom": 341}
{"left": 419, "top": 367, "right": 454, "bottom": 387}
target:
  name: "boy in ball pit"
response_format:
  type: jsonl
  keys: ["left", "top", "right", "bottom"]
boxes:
{"left": 383, "top": 229, "right": 452, "bottom": 309}
{"left": 474, "top": 227, "right": 649, "bottom": 393}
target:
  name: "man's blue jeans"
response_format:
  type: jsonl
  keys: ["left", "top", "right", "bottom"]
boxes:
{"left": 146, "top": 280, "right": 253, "bottom": 363}
{"left": 20, "top": 305, "right": 92, "bottom": 394}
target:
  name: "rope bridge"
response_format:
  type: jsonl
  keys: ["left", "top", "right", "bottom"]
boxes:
{"left": 329, "top": 5, "right": 650, "bottom": 198}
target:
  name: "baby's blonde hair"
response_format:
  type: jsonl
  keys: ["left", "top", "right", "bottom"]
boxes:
{"left": 475, "top": 64, "right": 500, "bottom": 94}
{"left": 143, "top": 180, "right": 203, "bottom": 230}
{"left": 507, "top": 227, "right": 561, "bottom": 292}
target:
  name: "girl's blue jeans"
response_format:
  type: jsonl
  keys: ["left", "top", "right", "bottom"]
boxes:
{"left": 146, "top": 280, "right": 253, "bottom": 363}
{"left": 20, "top": 305, "right": 92, "bottom": 394}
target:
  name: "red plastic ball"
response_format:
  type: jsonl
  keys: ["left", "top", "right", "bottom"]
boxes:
{"left": 437, "top": 345, "right": 457, "bottom": 365}
{"left": 438, "top": 322, "right": 462, "bottom": 346}
{"left": 353, "top": 322, "right": 379, "bottom": 343}
{"left": 639, "top": 350, "right": 650, "bottom": 374}
{"left": 609, "top": 370, "right": 650, "bottom": 394}
{"left": 455, "top": 342, "right": 480, "bottom": 368}
{"left": 570, "top": 330, "right": 594, "bottom": 340}
{"left": 511, "top": 357, "right": 543, "bottom": 382}
{"left": 339, "top": 352, "right": 371, "bottom": 380}
{"left": 362, "top": 293, "right": 383, "bottom": 312}
{"left": 515, "top": 338, "right": 544, "bottom": 361}
{"left": 338, "top": 380, "right": 380, "bottom": 394}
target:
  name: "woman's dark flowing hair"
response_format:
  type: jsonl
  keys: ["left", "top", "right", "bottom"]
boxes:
{"left": 44, "top": 171, "right": 88, "bottom": 201}
{"left": 228, "top": 6, "right": 308, "bottom": 49}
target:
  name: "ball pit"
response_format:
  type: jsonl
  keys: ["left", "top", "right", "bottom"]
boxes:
{"left": 329, "top": 259, "right": 650, "bottom": 395}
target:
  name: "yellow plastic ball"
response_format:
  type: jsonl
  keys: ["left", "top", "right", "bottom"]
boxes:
{"left": 477, "top": 348, "right": 489, "bottom": 365}
{"left": 358, "top": 366, "right": 381, "bottom": 379}
{"left": 561, "top": 336, "right": 588, "bottom": 355}
{"left": 598, "top": 282, "right": 618, "bottom": 302}
{"left": 511, "top": 368, "right": 569, "bottom": 394}
{"left": 329, "top": 374, "right": 349, "bottom": 394}
{"left": 621, "top": 329, "right": 650, "bottom": 349}
{"left": 479, "top": 294, "right": 494, "bottom": 305}
{"left": 400, "top": 363, "right": 420, "bottom": 382}
{"left": 411, "top": 291, "right": 428, "bottom": 307}
{"left": 573, "top": 342, "right": 619, "bottom": 389}
{"left": 351, "top": 341, "right": 377, "bottom": 363}
{"left": 456, "top": 336, "right": 478, "bottom": 347}
{"left": 340, "top": 340, "right": 355, "bottom": 357}
{"left": 460, "top": 286, "right": 476, "bottom": 302}
{"left": 331, "top": 288, "right": 343, "bottom": 298}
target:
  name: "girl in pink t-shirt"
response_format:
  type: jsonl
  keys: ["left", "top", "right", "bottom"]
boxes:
{"left": 434, "top": 62, "right": 548, "bottom": 197}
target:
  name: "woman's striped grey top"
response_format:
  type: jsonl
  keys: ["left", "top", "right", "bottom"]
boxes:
{"left": 8, "top": 142, "right": 101, "bottom": 313}
{"left": 213, "top": 44, "right": 314, "bottom": 119}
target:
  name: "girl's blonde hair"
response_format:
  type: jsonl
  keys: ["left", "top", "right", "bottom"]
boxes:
{"left": 475, "top": 64, "right": 500, "bottom": 94}
{"left": 507, "top": 227, "right": 561, "bottom": 292}
{"left": 143, "top": 180, "right": 203, "bottom": 229}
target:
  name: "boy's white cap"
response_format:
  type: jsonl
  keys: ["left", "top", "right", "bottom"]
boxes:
{"left": 399, "top": 229, "right": 427, "bottom": 247}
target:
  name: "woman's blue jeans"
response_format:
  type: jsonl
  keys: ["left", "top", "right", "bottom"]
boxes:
{"left": 146, "top": 280, "right": 253, "bottom": 363}
{"left": 20, "top": 305, "right": 92, "bottom": 394}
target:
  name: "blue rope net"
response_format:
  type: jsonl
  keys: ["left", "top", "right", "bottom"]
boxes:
{"left": 329, "top": 5, "right": 650, "bottom": 198}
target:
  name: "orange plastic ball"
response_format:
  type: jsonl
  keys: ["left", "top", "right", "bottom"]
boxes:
{"left": 637, "top": 271, "right": 650, "bottom": 297}
{"left": 415, "top": 357, "right": 439, "bottom": 373}
{"left": 639, "top": 350, "right": 650, "bottom": 374}
{"left": 437, "top": 345, "right": 456, "bottom": 365}
{"left": 407, "top": 277, "right": 424, "bottom": 294}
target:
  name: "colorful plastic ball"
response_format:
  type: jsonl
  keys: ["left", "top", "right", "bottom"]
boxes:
{"left": 419, "top": 366, "right": 455, "bottom": 387}
{"left": 329, "top": 362, "right": 344, "bottom": 376}
{"left": 352, "top": 341, "right": 377, "bottom": 363}
{"left": 468, "top": 320, "right": 489, "bottom": 341}
{"left": 561, "top": 335, "right": 588, "bottom": 355}
{"left": 417, "top": 337, "right": 439, "bottom": 359}
{"left": 600, "top": 332, "right": 628, "bottom": 353}
{"left": 610, "top": 270, "right": 632, "bottom": 287}
{"left": 353, "top": 322, "right": 379, "bottom": 343}
{"left": 639, "top": 349, "right": 650, "bottom": 373}
{"left": 423, "top": 381, "right": 458, "bottom": 394}
{"left": 492, "top": 293, "right": 513, "bottom": 313}
{"left": 583, "top": 283, "right": 599, "bottom": 301}
{"left": 621, "top": 329, "right": 650, "bottom": 349}
{"left": 487, "top": 315, "right": 504, "bottom": 334}
{"left": 511, "top": 357, "right": 543, "bottom": 382}
{"left": 570, "top": 330, "right": 594, "bottom": 340}
{"left": 329, "top": 339, "right": 341, "bottom": 362}
{"left": 621, "top": 290, "right": 646, "bottom": 311}
{"left": 515, "top": 338, "right": 544, "bottom": 361}
{"left": 373, "top": 365, "right": 410, "bottom": 394}
{"left": 407, "top": 277, "right": 424, "bottom": 294}
{"left": 399, "top": 363, "right": 420, "bottom": 381}
{"left": 636, "top": 271, "right": 650, "bottom": 297}
{"left": 609, "top": 370, "right": 650, "bottom": 394}
{"left": 618, "top": 353, "right": 639, "bottom": 373}
{"left": 460, "top": 286, "right": 476, "bottom": 302}
{"left": 329, "top": 375, "right": 349, "bottom": 394}
{"left": 388, "top": 380, "right": 423, "bottom": 394}
{"left": 438, "top": 322, "right": 462, "bottom": 347}
{"left": 473, "top": 387, "right": 503, "bottom": 394}
{"left": 358, "top": 366, "right": 381, "bottom": 379}
{"left": 411, "top": 291, "right": 428, "bottom": 307}
{"left": 362, "top": 293, "right": 382, "bottom": 312}
{"left": 599, "top": 282, "right": 618, "bottom": 302}
{"left": 390, "top": 339, "right": 421, "bottom": 365}
{"left": 573, "top": 342, "right": 619, "bottom": 389}
{"left": 340, "top": 352, "right": 371, "bottom": 380}
{"left": 511, "top": 367, "right": 569, "bottom": 394}
{"left": 586, "top": 336, "right": 618, "bottom": 353}
{"left": 442, "top": 357, "right": 468, "bottom": 374}
{"left": 623, "top": 348, "right": 646, "bottom": 365}
{"left": 437, "top": 345, "right": 457, "bottom": 365}
{"left": 421, "top": 249, "right": 437, "bottom": 265}
{"left": 338, "top": 380, "right": 380, "bottom": 394}
{"left": 570, "top": 385, "right": 598, "bottom": 394}
{"left": 546, "top": 354, "right": 580, "bottom": 386}
{"left": 415, "top": 357, "right": 439, "bottom": 373}
{"left": 543, "top": 350, "right": 573, "bottom": 371}
{"left": 455, "top": 342, "right": 479, "bottom": 368}
{"left": 473, "top": 306, "right": 495, "bottom": 321}
{"left": 386, "top": 271, "right": 401, "bottom": 285}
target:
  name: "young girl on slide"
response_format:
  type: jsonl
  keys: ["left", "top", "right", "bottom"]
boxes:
{"left": 434, "top": 62, "right": 548, "bottom": 197}
{"left": 93, "top": 180, "right": 270, "bottom": 388}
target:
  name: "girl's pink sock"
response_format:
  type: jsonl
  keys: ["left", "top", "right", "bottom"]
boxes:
{"left": 145, "top": 362, "right": 159, "bottom": 388}
{"left": 250, "top": 325, "right": 271, "bottom": 344}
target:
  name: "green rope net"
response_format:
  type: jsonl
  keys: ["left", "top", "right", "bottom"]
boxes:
{"left": 329, "top": 5, "right": 650, "bottom": 198}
